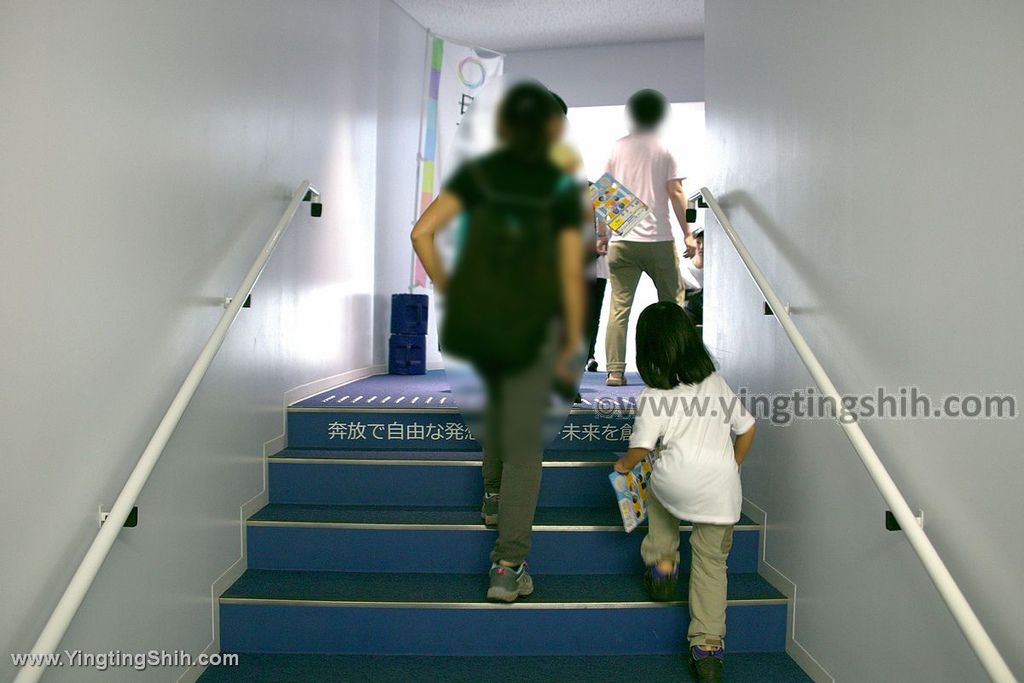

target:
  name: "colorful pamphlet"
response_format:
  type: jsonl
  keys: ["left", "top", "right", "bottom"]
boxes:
{"left": 590, "top": 173, "right": 651, "bottom": 236}
{"left": 609, "top": 455, "right": 654, "bottom": 533}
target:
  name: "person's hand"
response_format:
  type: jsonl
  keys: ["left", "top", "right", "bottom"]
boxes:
{"left": 683, "top": 233, "right": 697, "bottom": 259}
{"left": 613, "top": 458, "right": 631, "bottom": 474}
{"left": 595, "top": 235, "right": 609, "bottom": 256}
{"left": 554, "top": 346, "right": 580, "bottom": 385}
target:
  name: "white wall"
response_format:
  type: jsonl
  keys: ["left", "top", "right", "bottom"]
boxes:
{"left": 704, "top": 1, "right": 1024, "bottom": 680}
{"left": 374, "top": 37, "right": 702, "bottom": 361}
{"left": 0, "top": 1, "right": 389, "bottom": 679}
{"left": 504, "top": 39, "right": 703, "bottom": 107}
{"left": 372, "top": 3, "right": 440, "bottom": 366}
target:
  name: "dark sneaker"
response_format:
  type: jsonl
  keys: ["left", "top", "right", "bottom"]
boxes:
{"left": 688, "top": 645, "right": 724, "bottom": 682}
{"left": 643, "top": 563, "right": 679, "bottom": 601}
{"left": 586, "top": 358, "right": 599, "bottom": 372}
{"left": 487, "top": 562, "right": 534, "bottom": 603}
{"left": 481, "top": 493, "right": 499, "bottom": 527}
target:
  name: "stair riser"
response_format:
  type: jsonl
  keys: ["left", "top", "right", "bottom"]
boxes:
{"left": 287, "top": 411, "right": 634, "bottom": 452}
{"left": 269, "top": 462, "right": 614, "bottom": 508}
{"left": 219, "top": 603, "right": 786, "bottom": 655}
{"left": 246, "top": 526, "right": 760, "bottom": 574}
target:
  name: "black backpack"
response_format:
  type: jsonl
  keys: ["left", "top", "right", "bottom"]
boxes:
{"left": 441, "top": 164, "right": 568, "bottom": 373}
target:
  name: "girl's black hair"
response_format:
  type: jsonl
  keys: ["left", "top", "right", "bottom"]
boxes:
{"left": 636, "top": 302, "right": 716, "bottom": 389}
{"left": 497, "top": 81, "right": 558, "bottom": 161}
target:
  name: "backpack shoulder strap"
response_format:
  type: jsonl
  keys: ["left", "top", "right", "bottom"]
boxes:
{"left": 469, "top": 160, "right": 575, "bottom": 208}
{"left": 468, "top": 161, "right": 496, "bottom": 202}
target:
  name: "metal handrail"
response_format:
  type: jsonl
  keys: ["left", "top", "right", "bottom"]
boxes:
{"left": 697, "top": 186, "right": 1015, "bottom": 683}
{"left": 15, "top": 180, "right": 319, "bottom": 683}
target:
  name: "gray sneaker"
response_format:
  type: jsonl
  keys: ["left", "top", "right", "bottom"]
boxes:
{"left": 481, "top": 493, "right": 499, "bottom": 527}
{"left": 487, "top": 562, "right": 534, "bottom": 603}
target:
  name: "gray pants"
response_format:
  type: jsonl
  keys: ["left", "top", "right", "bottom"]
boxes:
{"left": 480, "top": 332, "right": 557, "bottom": 566}
{"left": 605, "top": 240, "right": 685, "bottom": 374}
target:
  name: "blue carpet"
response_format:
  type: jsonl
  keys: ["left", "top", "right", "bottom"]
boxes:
{"left": 246, "top": 510, "right": 761, "bottom": 575}
{"left": 250, "top": 503, "right": 758, "bottom": 530}
{"left": 221, "top": 372, "right": 801, "bottom": 674}
{"left": 269, "top": 447, "right": 624, "bottom": 462}
{"left": 294, "top": 369, "right": 645, "bottom": 410}
{"left": 266, "top": 459, "right": 620, "bottom": 508}
{"left": 294, "top": 370, "right": 452, "bottom": 407}
{"left": 197, "top": 652, "right": 812, "bottom": 682}
{"left": 222, "top": 569, "right": 783, "bottom": 604}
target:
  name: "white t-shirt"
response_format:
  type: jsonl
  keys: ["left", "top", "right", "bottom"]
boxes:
{"left": 605, "top": 132, "right": 682, "bottom": 243}
{"left": 681, "top": 258, "right": 703, "bottom": 291}
{"left": 629, "top": 373, "right": 755, "bottom": 524}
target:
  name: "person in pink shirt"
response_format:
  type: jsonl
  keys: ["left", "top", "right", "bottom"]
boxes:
{"left": 603, "top": 89, "right": 696, "bottom": 386}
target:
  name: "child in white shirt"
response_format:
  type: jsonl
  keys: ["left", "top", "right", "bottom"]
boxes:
{"left": 614, "top": 301, "right": 756, "bottom": 682}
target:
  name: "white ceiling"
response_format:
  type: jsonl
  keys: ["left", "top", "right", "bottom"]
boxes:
{"left": 391, "top": 0, "right": 704, "bottom": 52}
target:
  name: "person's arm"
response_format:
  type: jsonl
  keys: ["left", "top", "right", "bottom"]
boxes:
{"left": 595, "top": 218, "right": 609, "bottom": 255}
{"left": 557, "top": 227, "right": 585, "bottom": 370}
{"left": 410, "top": 191, "right": 462, "bottom": 292}
{"left": 667, "top": 178, "right": 696, "bottom": 257}
{"left": 733, "top": 424, "right": 756, "bottom": 467}
{"left": 615, "top": 387, "right": 664, "bottom": 472}
{"left": 582, "top": 182, "right": 608, "bottom": 254}
{"left": 614, "top": 447, "right": 650, "bottom": 474}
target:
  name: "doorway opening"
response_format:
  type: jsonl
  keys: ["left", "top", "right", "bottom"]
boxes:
{"left": 566, "top": 102, "right": 708, "bottom": 372}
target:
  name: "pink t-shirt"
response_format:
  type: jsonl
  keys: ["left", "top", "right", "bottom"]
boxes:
{"left": 605, "top": 132, "right": 682, "bottom": 243}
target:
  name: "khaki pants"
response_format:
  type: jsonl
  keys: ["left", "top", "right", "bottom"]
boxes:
{"left": 605, "top": 240, "right": 685, "bottom": 373}
{"left": 641, "top": 492, "right": 734, "bottom": 649}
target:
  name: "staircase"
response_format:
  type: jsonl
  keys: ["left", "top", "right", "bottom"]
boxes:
{"left": 198, "top": 370, "right": 810, "bottom": 682}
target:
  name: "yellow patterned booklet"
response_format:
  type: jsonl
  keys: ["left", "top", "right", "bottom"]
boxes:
{"left": 609, "top": 455, "right": 654, "bottom": 533}
{"left": 590, "top": 173, "right": 651, "bottom": 236}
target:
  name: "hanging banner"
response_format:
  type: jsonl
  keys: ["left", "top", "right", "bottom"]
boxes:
{"left": 412, "top": 34, "right": 504, "bottom": 289}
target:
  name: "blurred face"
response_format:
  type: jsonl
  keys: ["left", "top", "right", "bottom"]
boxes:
{"left": 696, "top": 234, "right": 704, "bottom": 258}
{"left": 549, "top": 113, "right": 566, "bottom": 142}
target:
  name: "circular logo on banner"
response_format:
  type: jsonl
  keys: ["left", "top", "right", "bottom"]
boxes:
{"left": 457, "top": 57, "right": 487, "bottom": 89}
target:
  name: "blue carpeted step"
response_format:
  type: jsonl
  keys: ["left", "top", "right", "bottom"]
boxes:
{"left": 219, "top": 569, "right": 786, "bottom": 655}
{"left": 215, "top": 371, "right": 792, "bottom": 669}
{"left": 246, "top": 504, "right": 760, "bottom": 574}
{"left": 268, "top": 455, "right": 618, "bottom": 507}
{"left": 271, "top": 447, "right": 616, "bottom": 462}
{"left": 292, "top": 370, "right": 462, "bottom": 408}
{"left": 223, "top": 569, "right": 782, "bottom": 603}
{"left": 250, "top": 503, "right": 757, "bottom": 527}
{"left": 197, "top": 652, "right": 812, "bottom": 682}
{"left": 287, "top": 370, "right": 644, "bottom": 452}
{"left": 287, "top": 407, "right": 635, "bottom": 451}
{"left": 292, "top": 369, "right": 644, "bottom": 409}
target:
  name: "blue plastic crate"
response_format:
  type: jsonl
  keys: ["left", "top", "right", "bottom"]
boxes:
{"left": 390, "top": 293, "right": 429, "bottom": 335}
{"left": 388, "top": 333, "right": 426, "bottom": 375}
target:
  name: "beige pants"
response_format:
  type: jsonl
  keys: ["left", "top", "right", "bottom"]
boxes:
{"left": 605, "top": 240, "right": 685, "bottom": 373}
{"left": 641, "top": 492, "right": 734, "bottom": 649}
